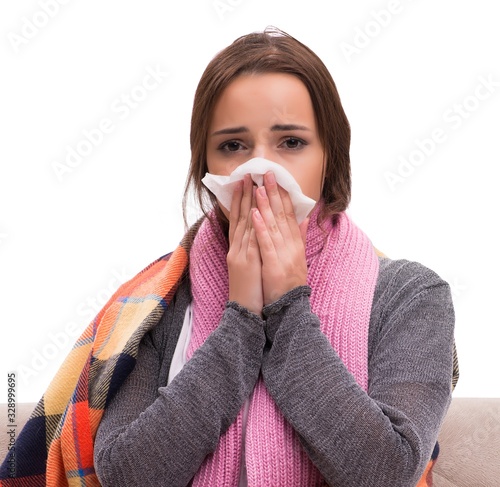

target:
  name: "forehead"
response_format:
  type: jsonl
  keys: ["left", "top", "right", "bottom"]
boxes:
{"left": 209, "top": 73, "right": 317, "bottom": 129}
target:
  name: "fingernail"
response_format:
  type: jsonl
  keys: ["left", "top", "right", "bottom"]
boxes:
{"left": 257, "top": 186, "right": 267, "bottom": 198}
{"left": 266, "top": 171, "right": 276, "bottom": 184}
{"left": 253, "top": 208, "right": 262, "bottom": 220}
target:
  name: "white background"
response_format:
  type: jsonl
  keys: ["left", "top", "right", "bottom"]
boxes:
{"left": 1, "top": 0, "right": 499, "bottom": 403}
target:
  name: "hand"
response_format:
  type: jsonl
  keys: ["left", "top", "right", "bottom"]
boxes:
{"left": 227, "top": 174, "right": 264, "bottom": 316}
{"left": 252, "top": 171, "right": 309, "bottom": 306}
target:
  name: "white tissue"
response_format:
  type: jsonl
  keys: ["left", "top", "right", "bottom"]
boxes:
{"left": 201, "top": 157, "right": 316, "bottom": 224}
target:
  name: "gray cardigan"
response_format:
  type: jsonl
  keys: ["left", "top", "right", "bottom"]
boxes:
{"left": 94, "top": 257, "right": 455, "bottom": 486}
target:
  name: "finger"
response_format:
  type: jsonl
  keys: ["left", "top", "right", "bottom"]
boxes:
{"left": 263, "top": 171, "right": 292, "bottom": 239}
{"left": 228, "top": 179, "right": 243, "bottom": 245}
{"left": 241, "top": 189, "right": 259, "bottom": 254}
{"left": 255, "top": 185, "right": 285, "bottom": 251}
{"left": 240, "top": 174, "right": 254, "bottom": 223}
{"left": 263, "top": 171, "right": 303, "bottom": 247}
{"left": 277, "top": 184, "right": 303, "bottom": 243}
{"left": 230, "top": 175, "right": 253, "bottom": 248}
{"left": 252, "top": 208, "right": 278, "bottom": 260}
{"left": 247, "top": 226, "right": 261, "bottom": 259}
{"left": 255, "top": 171, "right": 297, "bottom": 252}
{"left": 250, "top": 184, "right": 257, "bottom": 221}
{"left": 236, "top": 212, "right": 261, "bottom": 270}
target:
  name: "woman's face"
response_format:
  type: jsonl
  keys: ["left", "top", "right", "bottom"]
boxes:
{"left": 206, "top": 73, "right": 325, "bottom": 218}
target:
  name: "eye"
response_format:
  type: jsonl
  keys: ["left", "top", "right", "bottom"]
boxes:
{"left": 280, "top": 137, "right": 307, "bottom": 150}
{"left": 219, "top": 140, "right": 245, "bottom": 152}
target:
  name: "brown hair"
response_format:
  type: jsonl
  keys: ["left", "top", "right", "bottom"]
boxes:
{"left": 183, "top": 26, "right": 351, "bottom": 228}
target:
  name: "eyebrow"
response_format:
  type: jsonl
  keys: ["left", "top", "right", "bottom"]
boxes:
{"left": 210, "top": 124, "right": 311, "bottom": 136}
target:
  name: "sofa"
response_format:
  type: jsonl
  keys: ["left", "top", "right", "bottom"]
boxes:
{"left": 1, "top": 398, "right": 499, "bottom": 485}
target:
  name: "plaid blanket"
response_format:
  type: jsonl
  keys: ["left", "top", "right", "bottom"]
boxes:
{"left": 0, "top": 222, "right": 200, "bottom": 486}
{"left": 0, "top": 221, "right": 458, "bottom": 486}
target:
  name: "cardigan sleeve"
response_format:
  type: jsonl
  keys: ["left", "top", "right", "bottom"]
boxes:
{"left": 93, "top": 286, "right": 266, "bottom": 487}
{"left": 261, "top": 258, "right": 455, "bottom": 487}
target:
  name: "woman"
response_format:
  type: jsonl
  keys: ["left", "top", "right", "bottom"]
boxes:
{"left": 93, "top": 28, "right": 456, "bottom": 486}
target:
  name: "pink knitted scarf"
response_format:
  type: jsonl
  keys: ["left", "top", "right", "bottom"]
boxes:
{"left": 187, "top": 205, "right": 379, "bottom": 486}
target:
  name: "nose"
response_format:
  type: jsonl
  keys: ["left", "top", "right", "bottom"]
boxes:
{"left": 252, "top": 132, "right": 273, "bottom": 161}
{"left": 252, "top": 149, "right": 271, "bottom": 160}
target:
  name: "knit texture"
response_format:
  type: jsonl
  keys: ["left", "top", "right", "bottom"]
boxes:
{"left": 0, "top": 212, "right": 455, "bottom": 486}
{"left": 187, "top": 207, "right": 380, "bottom": 486}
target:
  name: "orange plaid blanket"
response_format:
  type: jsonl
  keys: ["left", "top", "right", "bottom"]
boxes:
{"left": 0, "top": 224, "right": 198, "bottom": 486}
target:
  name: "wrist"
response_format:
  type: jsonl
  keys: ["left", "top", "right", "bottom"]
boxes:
{"left": 262, "top": 285, "right": 311, "bottom": 318}
{"left": 263, "top": 285, "right": 315, "bottom": 343}
{"left": 226, "top": 300, "right": 264, "bottom": 321}
{"left": 227, "top": 293, "right": 263, "bottom": 317}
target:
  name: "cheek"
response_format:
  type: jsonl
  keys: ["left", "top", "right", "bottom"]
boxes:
{"left": 206, "top": 157, "right": 240, "bottom": 177}
{"left": 301, "top": 175, "right": 322, "bottom": 200}
{"left": 206, "top": 158, "right": 218, "bottom": 176}
{"left": 289, "top": 161, "right": 324, "bottom": 201}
